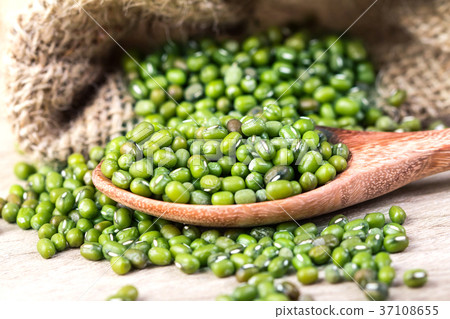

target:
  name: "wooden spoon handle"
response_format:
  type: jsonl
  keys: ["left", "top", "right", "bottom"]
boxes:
{"left": 327, "top": 127, "right": 450, "bottom": 193}
{"left": 420, "top": 129, "right": 450, "bottom": 178}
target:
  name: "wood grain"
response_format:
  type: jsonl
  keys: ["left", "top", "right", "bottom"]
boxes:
{"left": 1, "top": 0, "right": 450, "bottom": 302}
{"left": 92, "top": 128, "right": 450, "bottom": 227}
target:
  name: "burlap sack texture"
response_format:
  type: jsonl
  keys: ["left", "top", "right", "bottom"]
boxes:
{"left": 4, "top": 0, "right": 450, "bottom": 162}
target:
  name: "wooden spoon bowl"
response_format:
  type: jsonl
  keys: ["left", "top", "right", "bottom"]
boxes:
{"left": 93, "top": 128, "right": 450, "bottom": 227}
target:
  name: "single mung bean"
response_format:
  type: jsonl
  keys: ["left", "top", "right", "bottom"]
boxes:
{"left": 364, "top": 212, "right": 385, "bottom": 229}
{"left": 116, "top": 285, "right": 139, "bottom": 301}
{"left": 297, "top": 266, "right": 318, "bottom": 285}
{"left": 236, "top": 264, "right": 260, "bottom": 282}
{"left": 403, "top": 269, "right": 427, "bottom": 288}
{"left": 37, "top": 238, "right": 57, "bottom": 259}
{"left": 175, "top": 253, "right": 201, "bottom": 274}
{"left": 51, "top": 233, "right": 67, "bottom": 252}
{"left": 80, "top": 242, "right": 104, "bottom": 261}
{"left": 378, "top": 265, "right": 396, "bottom": 286}
{"left": 210, "top": 259, "right": 235, "bottom": 278}
{"left": 110, "top": 256, "right": 132, "bottom": 275}
{"left": 383, "top": 223, "right": 406, "bottom": 236}
{"left": 66, "top": 228, "right": 84, "bottom": 247}
{"left": 325, "top": 264, "right": 343, "bottom": 284}
{"left": 231, "top": 284, "right": 258, "bottom": 301}
{"left": 389, "top": 206, "right": 407, "bottom": 224}
{"left": 38, "top": 223, "right": 57, "bottom": 239}
{"left": 363, "top": 281, "right": 389, "bottom": 301}
{"left": 148, "top": 247, "right": 173, "bottom": 266}
{"left": 308, "top": 245, "right": 331, "bottom": 265}
{"left": 354, "top": 268, "right": 377, "bottom": 287}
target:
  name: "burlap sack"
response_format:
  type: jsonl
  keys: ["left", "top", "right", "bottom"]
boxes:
{"left": 4, "top": 0, "right": 450, "bottom": 162}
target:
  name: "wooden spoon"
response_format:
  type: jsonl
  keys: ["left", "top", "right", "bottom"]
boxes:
{"left": 93, "top": 128, "right": 450, "bottom": 227}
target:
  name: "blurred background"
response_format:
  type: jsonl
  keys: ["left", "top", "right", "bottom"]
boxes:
{"left": 0, "top": 0, "right": 28, "bottom": 192}
{"left": 0, "top": 0, "right": 26, "bottom": 102}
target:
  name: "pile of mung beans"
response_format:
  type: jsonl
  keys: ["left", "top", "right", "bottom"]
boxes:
{"left": 1, "top": 26, "right": 437, "bottom": 301}
{"left": 123, "top": 26, "right": 445, "bottom": 133}
{"left": 102, "top": 118, "right": 349, "bottom": 204}
{"left": 1, "top": 159, "right": 428, "bottom": 301}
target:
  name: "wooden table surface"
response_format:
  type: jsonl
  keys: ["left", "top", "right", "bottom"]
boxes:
{"left": 1, "top": 0, "right": 449, "bottom": 301}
